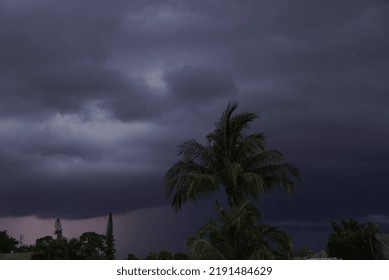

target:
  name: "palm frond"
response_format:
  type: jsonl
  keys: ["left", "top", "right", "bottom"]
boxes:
{"left": 187, "top": 201, "right": 291, "bottom": 259}
{"left": 178, "top": 139, "right": 208, "bottom": 161}
{"left": 164, "top": 102, "right": 301, "bottom": 210}
{"left": 186, "top": 237, "right": 225, "bottom": 260}
{"left": 251, "top": 224, "right": 293, "bottom": 259}
{"left": 233, "top": 133, "right": 267, "bottom": 161}
{"left": 169, "top": 174, "right": 219, "bottom": 211}
{"left": 237, "top": 172, "right": 266, "bottom": 199}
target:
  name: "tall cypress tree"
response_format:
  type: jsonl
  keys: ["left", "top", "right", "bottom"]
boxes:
{"left": 104, "top": 212, "right": 116, "bottom": 259}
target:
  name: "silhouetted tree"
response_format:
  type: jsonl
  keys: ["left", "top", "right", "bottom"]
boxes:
{"left": 165, "top": 103, "right": 301, "bottom": 210}
{"left": 127, "top": 253, "right": 139, "bottom": 260}
{"left": 146, "top": 249, "right": 175, "bottom": 260}
{"left": 293, "top": 244, "right": 314, "bottom": 259}
{"left": 326, "top": 218, "right": 381, "bottom": 259}
{"left": 187, "top": 202, "right": 292, "bottom": 260}
{"left": 32, "top": 236, "right": 54, "bottom": 259}
{"left": 79, "top": 232, "right": 106, "bottom": 259}
{"left": 32, "top": 236, "right": 68, "bottom": 260}
{"left": 50, "top": 237, "right": 69, "bottom": 259}
{"left": 54, "top": 218, "right": 63, "bottom": 239}
{"left": 104, "top": 212, "right": 116, "bottom": 259}
{"left": 67, "top": 238, "right": 83, "bottom": 260}
{"left": 0, "top": 230, "right": 18, "bottom": 253}
{"left": 174, "top": 253, "right": 190, "bottom": 260}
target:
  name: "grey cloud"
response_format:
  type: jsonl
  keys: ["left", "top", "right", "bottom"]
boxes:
{"left": 165, "top": 65, "right": 238, "bottom": 105}
{"left": 100, "top": 77, "right": 167, "bottom": 121}
{"left": 0, "top": 0, "right": 150, "bottom": 119}
{"left": 0, "top": 175, "right": 165, "bottom": 219}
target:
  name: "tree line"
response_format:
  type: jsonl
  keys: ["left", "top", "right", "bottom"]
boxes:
{"left": 0, "top": 213, "right": 116, "bottom": 260}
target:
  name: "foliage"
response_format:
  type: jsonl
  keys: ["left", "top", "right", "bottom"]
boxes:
{"left": 146, "top": 249, "right": 175, "bottom": 260}
{"left": 127, "top": 253, "right": 139, "bottom": 260}
{"left": 67, "top": 238, "right": 83, "bottom": 259}
{"left": 105, "top": 212, "right": 116, "bottom": 260}
{"left": 79, "top": 232, "right": 106, "bottom": 259}
{"left": 0, "top": 230, "right": 18, "bottom": 253}
{"left": 326, "top": 218, "right": 381, "bottom": 260}
{"left": 144, "top": 250, "right": 190, "bottom": 260}
{"left": 187, "top": 202, "right": 293, "bottom": 260}
{"left": 173, "top": 252, "right": 190, "bottom": 260}
{"left": 34, "top": 214, "right": 115, "bottom": 260}
{"left": 165, "top": 103, "right": 301, "bottom": 210}
{"left": 32, "top": 236, "right": 68, "bottom": 260}
{"left": 165, "top": 103, "right": 300, "bottom": 259}
{"left": 32, "top": 231, "right": 106, "bottom": 260}
{"left": 14, "top": 244, "right": 35, "bottom": 253}
{"left": 293, "top": 244, "right": 315, "bottom": 259}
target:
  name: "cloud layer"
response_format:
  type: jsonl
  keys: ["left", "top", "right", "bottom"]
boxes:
{"left": 0, "top": 0, "right": 388, "bottom": 244}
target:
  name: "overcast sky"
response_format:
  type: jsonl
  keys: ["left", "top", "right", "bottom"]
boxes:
{"left": 1, "top": 0, "right": 389, "bottom": 258}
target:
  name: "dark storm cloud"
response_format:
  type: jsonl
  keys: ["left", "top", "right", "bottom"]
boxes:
{"left": 227, "top": 0, "right": 389, "bottom": 230}
{"left": 0, "top": 0, "right": 167, "bottom": 120}
{"left": 0, "top": 0, "right": 388, "bottom": 243}
{"left": 0, "top": 172, "right": 165, "bottom": 219}
{"left": 164, "top": 65, "right": 237, "bottom": 105}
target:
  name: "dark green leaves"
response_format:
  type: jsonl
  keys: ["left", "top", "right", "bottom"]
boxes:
{"left": 165, "top": 102, "right": 301, "bottom": 210}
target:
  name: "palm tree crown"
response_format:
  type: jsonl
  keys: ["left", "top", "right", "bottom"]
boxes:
{"left": 187, "top": 202, "right": 293, "bottom": 259}
{"left": 165, "top": 103, "right": 301, "bottom": 210}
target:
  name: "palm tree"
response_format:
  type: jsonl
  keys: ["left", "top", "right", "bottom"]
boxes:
{"left": 186, "top": 202, "right": 292, "bottom": 259}
{"left": 165, "top": 103, "right": 301, "bottom": 210}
